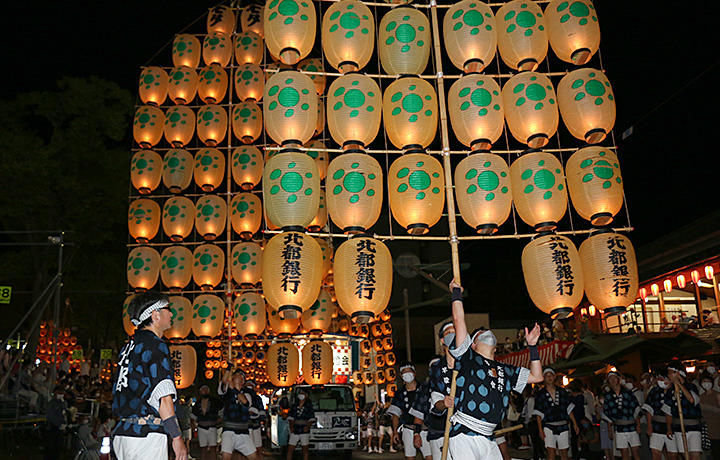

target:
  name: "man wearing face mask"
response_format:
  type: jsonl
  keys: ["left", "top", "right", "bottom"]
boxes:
{"left": 698, "top": 371, "right": 720, "bottom": 458}
{"left": 287, "top": 388, "right": 315, "bottom": 460}
{"left": 389, "top": 362, "right": 432, "bottom": 460}
{"left": 533, "top": 368, "right": 579, "bottom": 460}
{"left": 245, "top": 380, "right": 266, "bottom": 460}
{"left": 663, "top": 361, "right": 702, "bottom": 460}
{"left": 410, "top": 355, "right": 446, "bottom": 460}
{"left": 602, "top": 369, "right": 642, "bottom": 460}
{"left": 705, "top": 361, "right": 720, "bottom": 391}
{"left": 445, "top": 280, "right": 544, "bottom": 459}
{"left": 191, "top": 384, "right": 223, "bottom": 460}
{"left": 426, "top": 322, "right": 456, "bottom": 460}
{"left": 642, "top": 371, "right": 673, "bottom": 460}
{"left": 218, "top": 369, "right": 257, "bottom": 460}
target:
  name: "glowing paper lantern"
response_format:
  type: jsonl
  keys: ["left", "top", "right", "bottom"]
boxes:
{"left": 168, "top": 66, "right": 198, "bottom": 105}
{"left": 139, "top": 67, "right": 169, "bottom": 106}
{"left": 372, "top": 339, "right": 384, "bottom": 352}
{"left": 334, "top": 236, "right": 393, "bottom": 323}
{"left": 163, "top": 106, "right": 195, "bottom": 147}
{"left": 230, "top": 193, "right": 262, "bottom": 239}
{"left": 235, "top": 64, "right": 265, "bottom": 101}
{"left": 263, "top": 70, "right": 318, "bottom": 146}
{"left": 235, "top": 31, "right": 264, "bottom": 64}
{"left": 301, "top": 289, "right": 334, "bottom": 333}
{"left": 131, "top": 150, "right": 162, "bottom": 194}
{"left": 194, "top": 148, "right": 225, "bottom": 192}
{"left": 128, "top": 199, "right": 161, "bottom": 243}
{"left": 122, "top": 296, "right": 136, "bottom": 337}
{"left": 448, "top": 74, "right": 504, "bottom": 150}
{"left": 454, "top": 153, "right": 512, "bottom": 234}
{"left": 546, "top": 0, "right": 600, "bottom": 65}
{"left": 172, "top": 34, "right": 202, "bottom": 68}
{"left": 264, "top": 0, "right": 316, "bottom": 65}
{"left": 382, "top": 322, "right": 392, "bottom": 335}
{"left": 195, "top": 195, "right": 227, "bottom": 240}
{"left": 231, "top": 242, "right": 263, "bottom": 286}
{"left": 443, "top": 0, "right": 497, "bottom": 72}
{"left": 262, "top": 231, "right": 323, "bottom": 318}
{"left": 522, "top": 234, "right": 585, "bottom": 318}
{"left": 162, "top": 197, "right": 194, "bottom": 242}
{"left": 322, "top": 0, "right": 375, "bottom": 73}
{"left": 232, "top": 146, "right": 264, "bottom": 190}
{"left": 557, "top": 68, "right": 615, "bottom": 143}
{"left": 241, "top": 3, "right": 264, "bottom": 36}
{"left": 308, "top": 189, "right": 327, "bottom": 232}
{"left": 192, "top": 244, "right": 225, "bottom": 290}
{"left": 302, "top": 340, "right": 333, "bottom": 385}
{"left": 327, "top": 74, "right": 382, "bottom": 149}
{"left": 503, "top": 72, "right": 558, "bottom": 148}
{"left": 510, "top": 151, "right": 567, "bottom": 231}
{"left": 386, "top": 352, "right": 397, "bottom": 367}
{"left": 232, "top": 101, "right": 263, "bottom": 144}
{"left": 496, "top": 1, "right": 548, "bottom": 71}
{"left": 267, "top": 306, "right": 300, "bottom": 336}
{"left": 207, "top": 5, "right": 235, "bottom": 34}
{"left": 579, "top": 232, "right": 637, "bottom": 316}
{"left": 127, "top": 247, "right": 160, "bottom": 291}
{"left": 383, "top": 78, "right": 438, "bottom": 150}
{"left": 196, "top": 104, "right": 228, "bottom": 147}
{"left": 267, "top": 341, "right": 300, "bottom": 387}
{"left": 378, "top": 8, "right": 430, "bottom": 76}
{"left": 160, "top": 246, "right": 193, "bottom": 291}
{"left": 162, "top": 149, "right": 193, "bottom": 193}
{"left": 327, "top": 153, "right": 383, "bottom": 233}
{"left": 203, "top": 32, "right": 232, "bottom": 66}
{"left": 192, "top": 294, "right": 225, "bottom": 337}
{"left": 298, "top": 58, "right": 326, "bottom": 96}
{"left": 198, "top": 64, "right": 228, "bottom": 104}
{"left": 169, "top": 345, "right": 197, "bottom": 389}
{"left": 388, "top": 153, "right": 445, "bottom": 234}
{"left": 566, "top": 146, "right": 623, "bottom": 226}
{"left": 164, "top": 296, "right": 192, "bottom": 339}
{"left": 263, "top": 151, "right": 320, "bottom": 229}
{"left": 133, "top": 106, "right": 164, "bottom": 149}
{"left": 376, "top": 370, "right": 386, "bottom": 384}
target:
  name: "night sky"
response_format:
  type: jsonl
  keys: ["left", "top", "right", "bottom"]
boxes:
{"left": 2, "top": 1, "right": 718, "bottom": 326}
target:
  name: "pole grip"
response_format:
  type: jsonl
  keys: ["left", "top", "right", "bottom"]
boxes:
{"left": 441, "top": 370, "right": 458, "bottom": 460}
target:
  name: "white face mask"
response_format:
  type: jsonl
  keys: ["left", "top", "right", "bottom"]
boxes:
{"left": 708, "top": 367, "right": 717, "bottom": 374}
{"left": 298, "top": 394, "right": 306, "bottom": 401}
{"left": 402, "top": 373, "right": 415, "bottom": 383}
{"left": 702, "top": 382, "right": 713, "bottom": 391}
{"left": 658, "top": 381, "right": 669, "bottom": 389}
{"left": 625, "top": 382, "right": 634, "bottom": 390}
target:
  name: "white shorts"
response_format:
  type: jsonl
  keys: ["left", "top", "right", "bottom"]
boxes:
{"left": 448, "top": 433, "right": 502, "bottom": 460}
{"left": 669, "top": 431, "right": 702, "bottom": 453}
{"left": 360, "top": 427, "right": 369, "bottom": 438}
{"left": 649, "top": 432, "right": 673, "bottom": 451}
{"left": 543, "top": 427, "right": 570, "bottom": 450}
{"left": 221, "top": 430, "right": 256, "bottom": 456}
{"left": 251, "top": 427, "right": 263, "bottom": 448}
{"left": 288, "top": 432, "right": 310, "bottom": 447}
{"left": 365, "top": 427, "right": 377, "bottom": 437}
{"left": 429, "top": 437, "right": 453, "bottom": 460}
{"left": 378, "top": 425, "right": 393, "bottom": 437}
{"left": 402, "top": 428, "right": 431, "bottom": 458}
{"left": 198, "top": 427, "right": 218, "bottom": 447}
{"left": 113, "top": 433, "right": 167, "bottom": 460}
{"left": 182, "top": 428, "right": 192, "bottom": 440}
{"left": 614, "top": 431, "right": 641, "bottom": 450}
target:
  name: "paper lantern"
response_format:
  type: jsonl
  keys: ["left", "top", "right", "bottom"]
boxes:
{"left": 192, "top": 244, "right": 225, "bottom": 290}
{"left": 263, "top": 231, "right": 323, "bottom": 319}
{"left": 566, "top": 146, "right": 623, "bottom": 226}
{"left": 380, "top": 309, "right": 391, "bottom": 321}
{"left": 322, "top": 0, "right": 375, "bottom": 73}
{"left": 230, "top": 193, "right": 262, "bottom": 239}
{"left": 160, "top": 246, "right": 193, "bottom": 291}
{"left": 267, "top": 306, "right": 301, "bottom": 335}
{"left": 448, "top": 74, "right": 504, "bottom": 150}
{"left": 308, "top": 189, "right": 327, "bottom": 232}
{"left": 385, "top": 352, "right": 397, "bottom": 367}
{"left": 503, "top": 72, "right": 558, "bottom": 148}
{"left": 443, "top": 0, "right": 497, "bottom": 72}
{"left": 195, "top": 195, "right": 227, "bottom": 240}
{"left": 256, "top": 350, "right": 266, "bottom": 363}
{"left": 298, "top": 58, "right": 326, "bottom": 97}
{"left": 301, "top": 289, "right": 334, "bottom": 333}
{"left": 264, "top": 70, "right": 318, "bottom": 146}
{"left": 334, "top": 236, "right": 393, "bottom": 323}
{"left": 338, "top": 318, "right": 350, "bottom": 333}
{"left": 454, "top": 153, "right": 512, "bottom": 234}
{"left": 381, "top": 322, "right": 392, "bottom": 335}
{"left": 192, "top": 294, "right": 225, "bottom": 337}
{"left": 388, "top": 153, "right": 445, "bottom": 234}
{"left": 244, "top": 350, "right": 256, "bottom": 364}
{"left": 378, "top": 8, "right": 430, "bottom": 76}
{"left": 263, "top": 151, "right": 320, "bottom": 229}
{"left": 383, "top": 78, "right": 438, "bottom": 150}
{"left": 193, "top": 148, "right": 225, "bottom": 192}
{"left": 522, "top": 234, "right": 584, "bottom": 318}
{"left": 327, "top": 153, "right": 383, "bottom": 233}
{"left": 127, "top": 247, "right": 160, "bottom": 291}
{"left": 373, "top": 338, "right": 384, "bottom": 352}
{"left": 198, "top": 64, "right": 228, "bottom": 104}
{"left": 264, "top": 0, "right": 316, "bottom": 65}
{"left": 133, "top": 106, "right": 164, "bottom": 149}
{"left": 231, "top": 241, "right": 263, "bottom": 286}
{"left": 235, "top": 31, "right": 264, "bottom": 64}
{"left": 496, "top": 1, "right": 548, "bottom": 71}
{"left": 241, "top": 3, "right": 264, "bottom": 36}
{"left": 232, "top": 146, "right": 264, "bottom": 190}
{"left": 139, "top": 67, "right": 169, "bottom": 106}
{"left": 169, "top": 345, "right": 197, "bottom": 389}
{"left": 302, "top": 340, "right": 333, "bottom": 385}
{"left": 361, "top": 355, "right": 372, "bottom": 369}
{"left": 557, "top": 68, "right": 615, "bottom": 143}
{"left": 202, "top": 32, "right": 232, "bottom": 66}
{"left": 317, "top": 239, "right": 333, "bottom": 280}
{"left": 360, "top": 339, "right": 372, "bottom": 354}
{"left": 122, "top": 295, "right": 136, "bottom": 337}
{"left": 375, "top": 353, "right": 385, "bottom": 367}
{"left": 197, "top": 104, "right": 228, "bottom": 147}
{"left": 162, "top": 196, "right": 194, "bottom": 241}
{"left": 162, "top": 149, "right": 193, "bottom": 193}
{"left": 131, "top": 150, "right": 162, "bottom": 194}
{"left": 207, "top": 5, "right": 235, "bottom": 34}
{"left": 128, "top": 199, "right": 161, "bottom": 243}
{"left": 267, "top": 341, "right": 300, "bottom": 387}
{"left": 234, "top": 292, "right": 266, "bottom": 336}
{"left": 163, "top": 106, "right": 195, "bottom": 147}
{"left": 546, "top": 0, "right": 600, "bottom": 65}
{"left": 235, "top": 64, "right": 265, "bottom": 102}
{"left": 375, "top": 370, "right": 387, "bottom": 385}
{"left": 168, "top": 66, "right": 198, "bottom": 105}
{"left": 164, "top": 296, "right": 192, "bottom": 339}
{"left": 510, "top": 151, "right": 567, "bottom": 231}
{"left": 232, "top": 101, "right": 263, "bottom": 144}
{"left": 327, "top": 73, "right": 382, "bottom": 149}
{"left": 382, "top": 337, "right": 393, "bottom": 351}
{"left": 579, "top": 231, "right": 637, "bottom": 316}
{"left": 172, "top": 34, "right": 202, "bottom": 68}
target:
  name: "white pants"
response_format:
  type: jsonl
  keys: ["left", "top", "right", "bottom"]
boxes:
{"left": 403, "top": 429, "right": 431, "bottom": 458}
{"left": 429, "top": 437, "right": 453, "bottom": 460}
{"left": 448, "top": 433, "right": 502, "bottom": 460}
{"left": 614, "top": 431, "right": 641, "bottom": 450}
{"left": 378, "top": 425, "right": 393, "bottom": 437}
{"left": 198, "top": 427, "right": 218, "bottom": 447}
{"left": 251, "top": 428, "right": 263, "bottom": 448}
{"left": 649, "top": 432, "right": 673, "bottom": 451}
{"left": 669, "top": 431, "right": 702, "bottom": 453}
{"left": 543, "top": 427, "right": 570, "bottom": 450}
{"left": 221, "top": 430, "right": 256, "bottom": 456}
{"left": 288, "top": 432, "right": 310, "bottom": 447}
{"left": 113, "top": 433, "right": 167, "bottom": 460}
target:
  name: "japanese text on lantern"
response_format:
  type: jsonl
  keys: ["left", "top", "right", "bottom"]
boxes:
{"left": 171, "top": 349, "right": 182, "bottom": 386}
{"left": 209, "top": 6, "right": 227, "bottom": 27}
{"left": 355, "top": 239, "right": 376, "bottom": 300}
{"left": 311, "top": 343, "right": 322, "bottom": 380}
{"left": 277, "top": 345, "right": 289, "bottom": 383}
{"left": 607, "top": 236, "right": 630, "bottom": 296}
{"left": 244, "top": 4, "right": 262, "bottom": 27}
{"left": 550, "top": 237, "right": 575, "bottom": 296}
{"left": 281, "top": 233, "right": 304, "bottom": 294}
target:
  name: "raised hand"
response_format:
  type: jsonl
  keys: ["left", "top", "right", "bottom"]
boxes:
{"left": 525, "top": 323, "right": 541, "bottom": 346}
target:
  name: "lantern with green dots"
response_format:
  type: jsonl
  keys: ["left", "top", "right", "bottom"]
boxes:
{"left": 443, "top": 0, "right": 497, "bottom": 73}
{"left": 128, "top": 199, "right": 161, "bottom": 244}
{"left": 388, "top": 153, "right": 445, "bottom": 235}
{"left": 383, "top": 77, "right": 438, "bottom": 151}
{"left": 327, "top": 73, "right": 382, "bottom": 150}
{"left": 264, "top": 0, "right": 316, "bottom": 65}
{"left": 160, "top": 246, "right": 193, "bottom": 291}
{"left": 502, "top": 72, "right": 558, "bottom": 148}
{"left": 379, "top": 7, "right": 430, "bottom": 76}
{"left": 232, "top": 146, "right": 263, "bottom": 190}
{"left": 496, "top": 0, "right": 548, "bottom": 71}
{"left": 264, "top": 70, "right": 318, "bottom": 146}
{"left": 557, "top": 68, "right": 615, "bottom": 144}
{"left": 230, "top": 192, "right": 262, "bottom": 239}
{"left": 172, "top": 34, "right": 201, "bottom": 68}
{"left": 327, "top": 153, "right": 384, "bottom": 234}
{"left": 194, "top": 195, "right": 227, "bottom": 241}
{"left": 510, "top": 151, "right": 567, "bottom": 232}
{"left": 163, "top": 106, "right": 195, "bottom": 148}
{"left": 192, "top": 294, "right": 225, "bottom": 338}
{"left": 234, "top": 292, "right": 266, "bottom": 336}
{"left": 448, "top": 74, "right": 504, "bottom": 151}
{"left": 566, "top": 146, "right": 623, "bottom": 226}
{"left": 138, "top": 67, "right": 168, "bottom": 106}
{"left": 322, "top": 0, "right": 375, "bottom": 73}
{"left": 231, "top": 242, "right": 263, "bottom": 287}
{"left": 192, "top": 244, "right": 225, "bottom": 291}
{"left": 263, "top": 151, "right": 320, "bottom": 230}
{"left": 454, "top": 153, "right": 512, "bottom": 235}
{"left": 546, "top": 0, "right": 600, "bottom": 65}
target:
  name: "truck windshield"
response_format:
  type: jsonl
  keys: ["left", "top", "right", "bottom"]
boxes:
{"left": 297, "top": 387, "right": 355, "bottom": 411}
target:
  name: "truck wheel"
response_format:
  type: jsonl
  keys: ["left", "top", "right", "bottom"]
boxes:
{"left": 342, "top": 449, "right": 353, "bottom": 460}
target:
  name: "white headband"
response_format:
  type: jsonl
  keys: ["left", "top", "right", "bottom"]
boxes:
{"left": 399, "top": 364, "right": 415, "bottom": 373}
{"left": 473, "top": 330, "right": 497, "bottom": 346}
{"left": 131, "top": 299, "right": 169, "bottom": 326}
{"left": 543, "top": 368, "right": 556, "bottom": 376}
{"left": 668, "top": 366, "right": 686, "bottom": 378}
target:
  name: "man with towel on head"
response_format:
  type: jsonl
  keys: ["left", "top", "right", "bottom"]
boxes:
{"left": 664, "top": 360, "right": 703, "bottom": 459}
{"left": 191, "top": 384, "right": 223, "bottom": 460}
{"left": 533, "top": 367, "right": 579, "bottom": 460}
{"left": 389, "top": 361, "right": 432, "bottom": 460}
{"left": 602, "top": 369, "right": 642, "bottom": 460}
{"left": 111, "top": 291, "right": 187, "bottom": 460}
{"left": 218, "top": 369, "right": 258, "bottom": 460}
{"left": 445, "top": 280, "right": 544, "bottom": 459}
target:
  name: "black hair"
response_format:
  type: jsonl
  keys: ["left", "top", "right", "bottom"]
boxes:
{"left": 129, "top": 291, "right": 169, "bottom": 330}
{"left": 438, "top": 321, "right": 454, "bottom": 339}
{"left": 428, "top": 354, "right": 443, "bottom": 366}
{"left": 399, "top": 361, "right": 415, "bottom": 371}
{"left": 699, "top": 371, "right": 713, "bottom": 382}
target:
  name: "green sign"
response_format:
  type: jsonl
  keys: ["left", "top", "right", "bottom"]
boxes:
{"left": 0, "top": 286, "right": 11, "bottom": 304}
{"left": 100, "top": 349, "right": 113, "bottom": 360}
{"left": 72, "top": 349, "right": 84, "bottom": 360}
